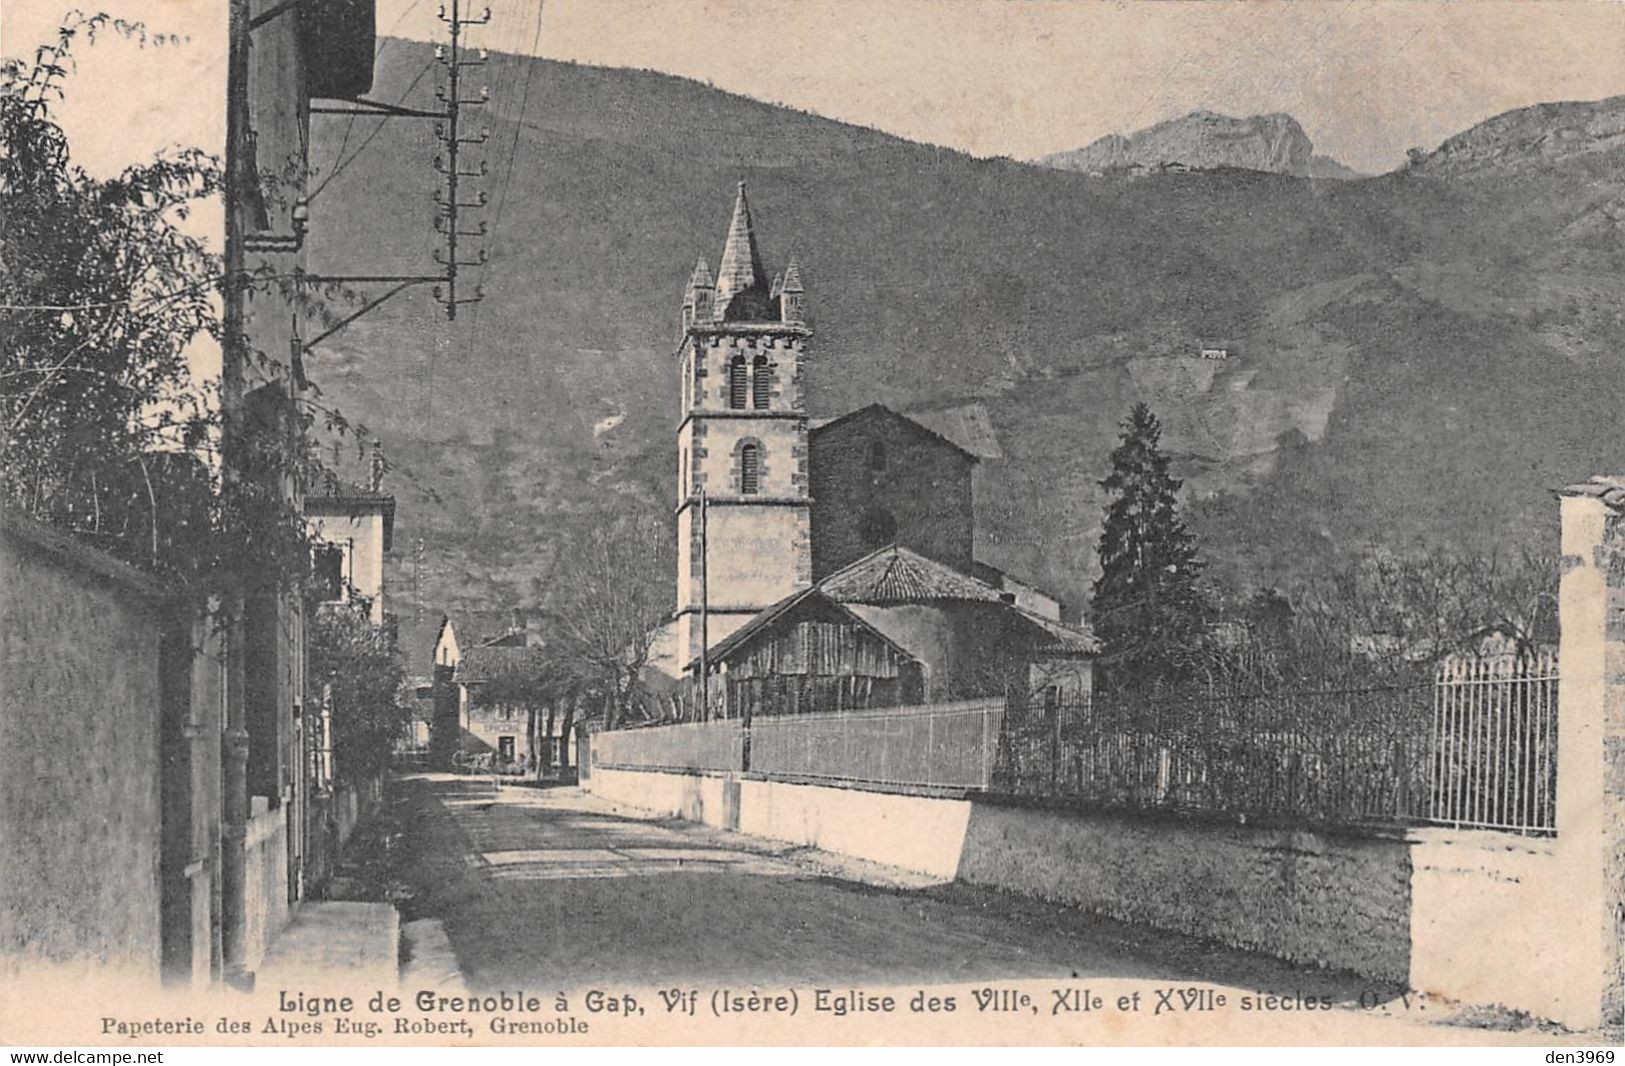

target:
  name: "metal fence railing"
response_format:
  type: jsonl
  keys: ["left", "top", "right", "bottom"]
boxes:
{"left": 997, "top": 687, "right": 1433, "bottom": 827}
{"left": 749, "top": 698, "right": 1004, "bottom": 790}
{"left": 1428, "top": 651, "right": 1558, "bottom": 833}
{"left": 591, "top": 719, "right": 743, "bottom": 773}
{"left": 591, "top": 658, "right": 1559, "bottom": 835}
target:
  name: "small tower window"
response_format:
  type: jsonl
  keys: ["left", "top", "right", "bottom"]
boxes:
{"left": 728, "top": 355, "right": 747, "bottom": 409}
{"left": 867, "top": 440, "right": 887, "bottom": 472}
{"left": 752, "top": 355, "right": 771, "bottom": 409}
{"left": 739, "top": 443, "right": 761, "bottom": 495}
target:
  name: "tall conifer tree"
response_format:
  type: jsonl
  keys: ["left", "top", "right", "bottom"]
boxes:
{"left": 1091, "top": 403, "right": 1206, "bottom": 687}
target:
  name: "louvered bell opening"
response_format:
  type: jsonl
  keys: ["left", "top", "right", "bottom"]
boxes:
{"left": 752, "top": 355, "right": 772, "bottom": 409}
{"left": 728, "top": 357, "right": 748, "bottom": 409}
{"left": 302, "top": 0, "right": 376, "bottom": 102}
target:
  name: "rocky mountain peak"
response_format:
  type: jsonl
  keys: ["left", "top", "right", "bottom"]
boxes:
{"left": 1040, "top": 110, "right": 1358, "bottom": 179}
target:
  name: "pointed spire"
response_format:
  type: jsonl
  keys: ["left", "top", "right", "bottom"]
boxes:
{"left": 714, "top": 180, "right": 769, "bottom": 316}
{"left": 779, "top": 253, "right": 806, "bottom": 324}
{"left": 689, "top": 256, "right": 713, "bottom": 289}
{"left": 780, "top": 254, "right": 804, "bottom": 293}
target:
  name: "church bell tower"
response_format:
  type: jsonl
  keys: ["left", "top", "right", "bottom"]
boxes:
{"left": 675, "top": 182, "right": 812, "bottom": 669}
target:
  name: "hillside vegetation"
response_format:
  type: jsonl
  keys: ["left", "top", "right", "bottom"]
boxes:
{"left": 306, "top": 44, "right": 1625, "bottom": 634}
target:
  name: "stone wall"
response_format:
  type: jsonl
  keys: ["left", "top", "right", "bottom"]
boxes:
{"left": 955, "top": 802, "right": 1412, "bottom": 984}
{"left": 809, "top": 407, "right": 977, "bottom": 579}
{"left": 739, "top": 778, "right": 971, "bottom": 878}
{"left": 242, "top": 798, "right": 289, "bottom": 972}
{"left": 590, "top": 766, "right": 738, "bottom": 828}
{"left": 0, "top": 517, "right": 166, "bottom": 980}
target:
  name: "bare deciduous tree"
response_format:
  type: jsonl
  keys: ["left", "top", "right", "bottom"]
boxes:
{"left": 544, "top": 512, "right": 673, "bottom": 731}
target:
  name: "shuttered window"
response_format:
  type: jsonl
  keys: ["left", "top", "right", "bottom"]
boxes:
{"left": 740, "top": 443, "right": 761, "bottom": 495}
{"left": 728, "top": 355, "right": 747, "bottom": 409}
{"left": 752, "top": 355, "right": 771, "bottom": 409}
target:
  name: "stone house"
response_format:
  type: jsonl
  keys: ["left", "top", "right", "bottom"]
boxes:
{"left": 452, "top": 632, "right": 560, "bottom": 770}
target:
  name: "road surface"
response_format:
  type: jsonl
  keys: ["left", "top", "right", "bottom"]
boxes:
{"left": 367, "top": 773, "right": 1559, "bottom": 1044}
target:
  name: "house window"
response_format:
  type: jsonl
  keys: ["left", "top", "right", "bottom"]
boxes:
{"left": 313, "top": 543, "right": 346, "bottom": 602}
{"left": 752, "top": 354, "right": 771, "bottom": 409}
{"left": 728, "top": 355, "right": 747, "bottom": 409}
{"left": 739, "top": 442, "right": 761, "bottom": 495}
{"left": 867, "top": 440, "right": 887, "bottom": 472}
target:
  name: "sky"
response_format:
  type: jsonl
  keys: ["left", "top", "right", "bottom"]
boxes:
{"left": 5, "top": 0, "right": 1625, "bottom": 175}
{"left": 372, "top": 0, "right": 1625, "bottom": 174}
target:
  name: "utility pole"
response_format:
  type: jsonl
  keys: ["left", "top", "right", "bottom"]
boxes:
{"left": 433, "top": 0, "right": 491, "bottom": 320}
{"left": 219, "top": 0, "right": 253, "bottom": 990}
{"left": 698, "top": 487, "right": 709, "bottom": 721}
{"left": 301, "top": 0, "right": 490, "bottom": 342}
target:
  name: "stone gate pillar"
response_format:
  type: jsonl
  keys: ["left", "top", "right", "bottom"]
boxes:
{"left": 1557, "top": 476, "right": 1625, "bottom": 1031}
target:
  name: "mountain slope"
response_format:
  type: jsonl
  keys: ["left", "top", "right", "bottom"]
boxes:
{"left": 306, "top": 49, "right": 1625, "bottom": 628}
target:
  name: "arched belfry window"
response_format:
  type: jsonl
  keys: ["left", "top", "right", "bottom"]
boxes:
{"left": 728, "top": 355, "right": 747, "bottom": 409}
{"left": 752, "top": 355, "right": 771, "bottom": 409}
{"left": 868, "top": 440, "right": 887, "bottom": 472}
{"left": 739, "top": 442, "right": 761, "bottom": 495}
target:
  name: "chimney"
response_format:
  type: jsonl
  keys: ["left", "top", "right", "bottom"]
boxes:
{"left": 369, "top": 441, "right": 385, "bottom": 493}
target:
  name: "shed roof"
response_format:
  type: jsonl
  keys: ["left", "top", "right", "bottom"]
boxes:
{"left": 689, "top": 586, "right": 916, "bottom": 674}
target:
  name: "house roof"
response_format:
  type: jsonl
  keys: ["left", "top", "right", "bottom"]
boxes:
{"left": 397, "top": 616, "right": 447, "bottom": 672}
{"left": 1011, "top": 606, "right": 1101, "bottom": 656}
{"left": 809, "top": 403, "right": 981, "bottom": 463}
{"left": 454, "top": 638, "right": 551, "bottom": 686}
{"left": 1560, "top": 475, "right": 1625, "bottom": 509}
{"left": 820, "top": 544, "right": 1007, "bottom": 605}
{"left": 304, "top": 483, "right": 396, "bottom": 551}
{"left": 435, "top": 609, "right": 522, "bottom": 651}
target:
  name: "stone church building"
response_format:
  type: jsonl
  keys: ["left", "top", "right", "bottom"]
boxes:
{"left": 658, "top": 183, "right": 1095, "bottom": 718}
